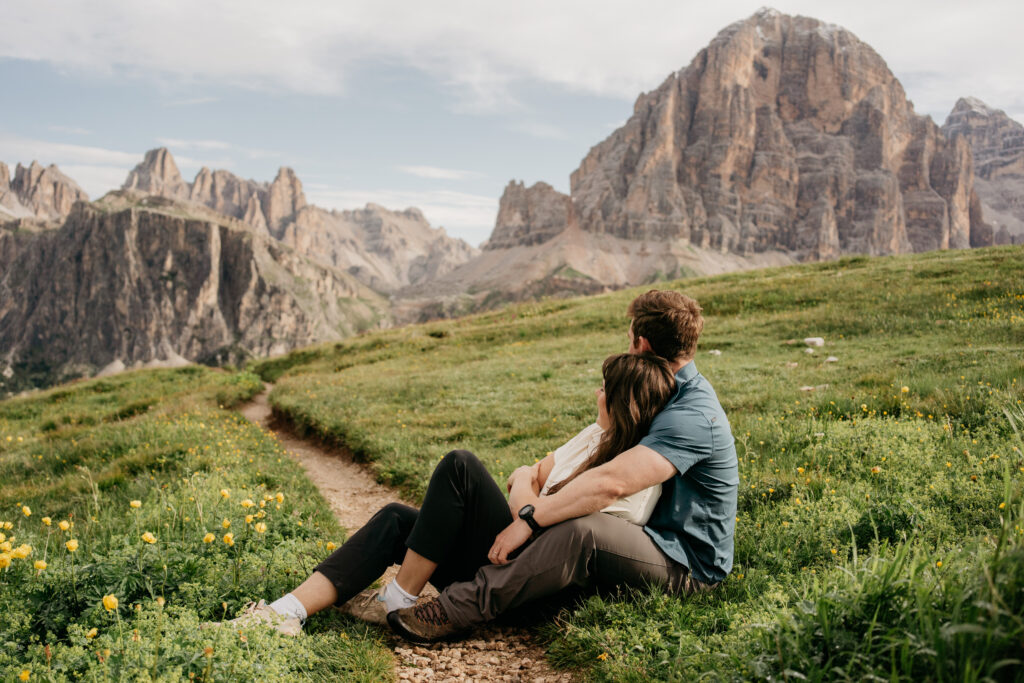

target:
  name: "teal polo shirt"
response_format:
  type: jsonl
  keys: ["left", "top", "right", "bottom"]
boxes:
{"left": 640, "top": 361, "right": 738, "bottom": 585}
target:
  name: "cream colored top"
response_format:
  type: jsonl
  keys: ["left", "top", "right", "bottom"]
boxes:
{"left": 541, "top": 423, "right": 662, "bottom": 525}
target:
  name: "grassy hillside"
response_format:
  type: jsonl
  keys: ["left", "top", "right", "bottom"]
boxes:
{"left": 254, "top": 245, "right": 1024, "bottom": 681}
{"left": 0, "top": 368, "right": 392, "bottom": 681}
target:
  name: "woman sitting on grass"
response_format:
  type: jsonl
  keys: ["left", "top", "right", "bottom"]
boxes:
{"left": 214, "top": 351, "right": 675, "bottom": 636}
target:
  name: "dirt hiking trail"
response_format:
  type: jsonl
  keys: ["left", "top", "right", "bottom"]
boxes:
{"left": 239, "top": 387, "right": 573, "bottom": 682}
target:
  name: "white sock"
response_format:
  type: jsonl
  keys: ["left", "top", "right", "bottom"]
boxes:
{"left": 268, "top": 593, "right": 307, "bottom": 623}
{"left": 380, "top": 580, "right": 418, "bottom": 612}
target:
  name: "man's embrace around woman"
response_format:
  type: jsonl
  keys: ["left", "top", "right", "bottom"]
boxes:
{"left": 207, "top": 290, "right": 739, "bottom": 641}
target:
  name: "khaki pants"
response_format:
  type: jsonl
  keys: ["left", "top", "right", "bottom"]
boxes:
{"left": 438, "top": 511, "right": 714, "bottom": 628}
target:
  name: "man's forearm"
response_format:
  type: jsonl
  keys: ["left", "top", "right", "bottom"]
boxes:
{"left": 530, "top": 468, "right": 622, "bottom": 528}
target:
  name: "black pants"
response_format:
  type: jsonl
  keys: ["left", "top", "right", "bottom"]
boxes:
{"left": 313, "top": 449, "right": 514, "bottom": 605}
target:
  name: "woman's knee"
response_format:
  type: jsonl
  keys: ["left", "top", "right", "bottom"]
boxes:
{"left": 436, "top": 449, "right": 482, "bottom": 475}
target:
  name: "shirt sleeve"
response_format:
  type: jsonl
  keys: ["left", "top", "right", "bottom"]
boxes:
{"left": 638, "top": 407, "right": 713, "bottom": 475}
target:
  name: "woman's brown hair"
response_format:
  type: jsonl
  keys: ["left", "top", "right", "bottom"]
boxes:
{"left": 546, "top": 352, "right": 675, "bottom": 495}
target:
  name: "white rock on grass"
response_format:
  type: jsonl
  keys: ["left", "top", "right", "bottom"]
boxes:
{"left": 825, "top": 356, "right": 838, "bottom": 363}
{"left": 804, "top": 347, "right": 815, "bottom": 354}
{"left": 708, "top": 349, "right": 722, "bottom": 356}
{"left": 804, "top": 337, "right": 825, "bottom": 347}
{"left": 785, "top": 362, "right": 799, "bottom": 369}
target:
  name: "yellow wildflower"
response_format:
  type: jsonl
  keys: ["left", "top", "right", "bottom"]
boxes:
{"left": 129, "top": 500, "right": 142, "bottom": 509}
{"left": 223, "top": 533, "right": 234, "bottom": 546}
{"left": 58, "top": 520, "right": 70, "bottom": 532}
{"left": 20, "top": 670, "right": 30, "bottom": 681}
{"left": 597, "top": 652, "right": 608, "bottom": 661}
{"left": 871, "top": 466, "right": 881, "bottom": 474}
{"left": 240, "top": 499, "right": 254, "bottom": 509}
{"left": 41, "top": 517, "right": 51, "bottom": 527}
{"left": 830, "top": 548, "right": 838, "bottom": 555}
{"left": 141, "top": 532, "right": 157, "bottom": 544}
{"left": 326, "top": 542, "right": 337, "bottom": 552}
{"left": 156, "top": 597, "right": 165, "bottom": 607}
{"left": 275, "top": 493, "right": 284, "bottom": 504}
{"left": 3, "top": 522, "right": 11, "bottom": 530}
{"left": 22, "top": 506, "right": 31, "bottom": 517}
{"left": 0, "top": 541, "right": 9, "bottom": 552}
{"left": 65, "top": 539, "right": 79, "bottom": 552}
{"left": 34, "top": 560, "right": 46, "bottom": 571}
{"left": 901, "top": 386, "right": 909, "bottom": 393}
{"left": 203, "top": 532, "right": 215, "bottom": 544}
{"left": 12, "top": 544, "right": 31, "bottom": 559}
{"left": 245, "top": 515, "right": 253, "bottom": 524}
{"left": 86, "top": 628, "right": 98, "bottom": 639}
{"left": 221, "top": 518, "right": 231, "bottom": 529}
{"left": 254, "top": 522, "right": 267, "bottom": 534}
{"left": 102, "top": 594, "right": 118, "bottom": 611}
{"left": 0, "top": 532, "right": 5, "bottom": 543}
{"left": 0, "top": 554, "right": 10, "bottom": 569}
{"left": 220, "top": 489, "right": 230, "bottom": 499}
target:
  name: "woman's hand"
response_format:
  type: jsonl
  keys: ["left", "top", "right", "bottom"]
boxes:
{"left": 506, "top": 465, "right": 536, "bottom": 493}
{"left": 488, "top": 518, "right": 533, "bottom": 565}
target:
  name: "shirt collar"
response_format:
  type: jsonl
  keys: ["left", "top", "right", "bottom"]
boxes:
{"left": 676, "top": 360, "right": 699, "bottom": 384}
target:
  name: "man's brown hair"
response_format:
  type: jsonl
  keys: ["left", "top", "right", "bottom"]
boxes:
{"left": 628, "top": 290, "right": 704, "bottom": 362}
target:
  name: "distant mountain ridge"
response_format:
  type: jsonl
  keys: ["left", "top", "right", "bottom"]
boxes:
{"left": 0, "top": 160, "right": 88, "bottom": 221}
{"left": 121, "top": 148, "right": 478, "bottom": 292}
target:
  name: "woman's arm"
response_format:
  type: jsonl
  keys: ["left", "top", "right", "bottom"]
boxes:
{"left": 506, "top": 452, "right": 556, "bottom": 514}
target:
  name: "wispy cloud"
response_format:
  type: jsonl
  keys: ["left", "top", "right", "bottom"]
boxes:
{"left": 48, "top": 125, "right": 92, "bottom": 135}
{"left": 163, "top": 96, "right": 219, "bottom": 107}
{"left": 307, "top": 187, "right": 497, "bottom": 247}
{"left": 512, "top": 121, "right": 568, "bottom": 140}
{"left": 397, "top": 165, "right": 481, "bottom": 181}
{"left": 156, "top": 138, "right": 231, "bottom": 151}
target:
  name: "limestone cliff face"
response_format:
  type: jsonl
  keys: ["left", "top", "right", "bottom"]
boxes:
{"left": 942, "top": 98, "right": 1024, "bottom": 244}
{"left": 121, "top": 148, "right": 476, "bottom": 291}
{"left": 0, "top": 193, "right": 387, "bottom": 391}
{"left": 567, "top": 9, "right": 983, "bottom": 257}
{"left": 0, "top": 161, "right": 89, "bottom": 221}
{"left": 485, "top": 181, "right": 574, "bottom": 249}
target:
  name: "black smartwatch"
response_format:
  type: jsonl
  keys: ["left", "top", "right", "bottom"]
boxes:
{"left": 518, "top": 504, "right": 543, "bottom": 533}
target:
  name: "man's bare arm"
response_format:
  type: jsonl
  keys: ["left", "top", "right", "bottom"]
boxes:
{"left": 529, "top": 444, "right": 676, "bottom": 528}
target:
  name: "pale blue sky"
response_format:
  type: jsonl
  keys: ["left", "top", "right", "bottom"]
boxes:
{"left": 2, "top": 0, "right": 1021, "bottom": 246}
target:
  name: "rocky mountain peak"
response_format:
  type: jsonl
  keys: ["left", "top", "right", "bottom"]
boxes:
{"left": 943, "top": 98, "right": 1024, "bottom": 244}
{"left": 485, "top": 180, "right": 573, "bottom": 250}
{"left": 566, "top": 8, "right": 983, "bottom": 256}
{"left": 122, "top": 147, "right": 190, "bottom": 199}
{"left": 265, "top": 166, "right": 307, "bottom": 234}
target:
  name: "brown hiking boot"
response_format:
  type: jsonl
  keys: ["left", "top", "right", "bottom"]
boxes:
{"left": 335, "top": 588, "right": 389, "bottom": 626}
{"left": 202, "top": 600, "right": 302, "bottom": 636}
{"left": 387, "top": 598, "right": 464, "bottom": 643}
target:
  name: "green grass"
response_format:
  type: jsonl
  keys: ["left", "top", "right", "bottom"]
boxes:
{"left": 251, "top": 245, "right": 1024, "bottom": 681}
{"left": 0, "top": 367, "right": 393, "bottom": 681}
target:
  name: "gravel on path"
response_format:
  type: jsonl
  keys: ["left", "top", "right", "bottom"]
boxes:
{"left": 239, "top": 387, "right": 573, "bottom": 682}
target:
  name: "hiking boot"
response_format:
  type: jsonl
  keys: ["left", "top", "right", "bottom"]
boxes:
{"left": 335, "top": 588, "right": 389, "bottom": 625}
{"left": 387, "top": 598, "right": 463, "bottom": 643}
{"left": 202, "top": 600, "right": 302, "bottom": 636}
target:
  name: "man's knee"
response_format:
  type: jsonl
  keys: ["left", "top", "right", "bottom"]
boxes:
{"left": 536, "top": 513, "right": 608, "bottom": 550}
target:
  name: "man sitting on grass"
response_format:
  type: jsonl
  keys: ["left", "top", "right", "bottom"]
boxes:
{"left": 388, "top": 289, "right": 739, "bottom": 641}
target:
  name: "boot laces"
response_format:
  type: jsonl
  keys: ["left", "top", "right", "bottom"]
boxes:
{"left": 413, "top": 600, "right": 449, "bottom": 626}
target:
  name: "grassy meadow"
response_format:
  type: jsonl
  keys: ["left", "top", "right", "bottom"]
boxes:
{"left": 0, "top": 368, "right": 393, "bottom": 681}
{"left": 0, "top": 244, "right": 1021, "bottom": 681}
{"left": 255, "top": 245, "right": 1024, "bottom": 681}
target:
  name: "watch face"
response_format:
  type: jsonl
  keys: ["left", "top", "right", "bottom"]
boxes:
{"left": 519, "top": 504, "right": 534, "bottom": 518}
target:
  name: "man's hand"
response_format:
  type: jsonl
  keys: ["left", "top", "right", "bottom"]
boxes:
{"left": 488, "top": 518, "right": 533, "bottom": 565}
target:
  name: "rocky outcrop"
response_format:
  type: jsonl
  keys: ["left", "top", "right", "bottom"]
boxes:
{"left": 566, "top": 9, "right": 985, "bottom": 257}
{"left": 123, "top": 148, "right": 190, "bottom": 200}
{"left": 0, "top": 161, "right": 89, "bottom": 221}
{"left": 279, "top": 203, "right": 478, "bottom": 292}
{"left": 121, "top": 148, "right": 476, "bottom": 291}
{"left": 485, "top": 181, "right": 574, "bottom": 249}
{"left": 942, "top": 98, "right": 1024, "bottom": 244}
{"left": 0, "top": 193, "right": 387, "bottom": 392}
